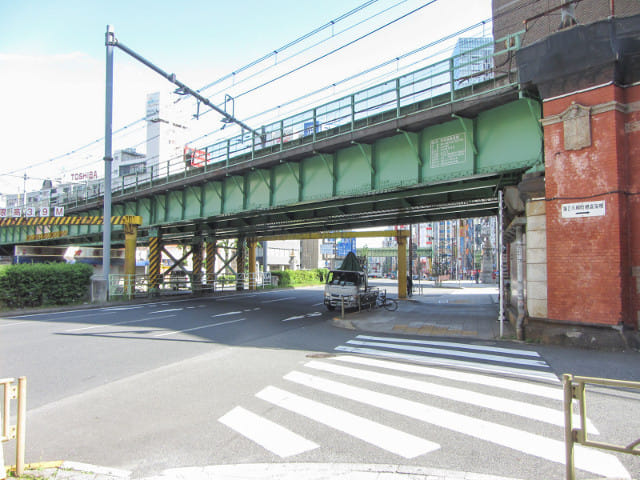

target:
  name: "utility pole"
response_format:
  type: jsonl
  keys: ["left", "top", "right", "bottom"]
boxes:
{"left": 101, "top": 24, "right": 260, "bottom": 298}
{"left": 102, "top": 25, "right": 114, "bottom": 299}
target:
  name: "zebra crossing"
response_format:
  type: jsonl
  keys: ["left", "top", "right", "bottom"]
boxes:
{"left": 218, "top": 334, "right": 631, "bottom": 479}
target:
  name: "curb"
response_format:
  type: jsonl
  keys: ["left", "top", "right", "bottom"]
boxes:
{"left": 10, "top": 461, "right": 130, "bottom": 480}
{"left": 147, "top": 463, "right": 526, "bottom": 480}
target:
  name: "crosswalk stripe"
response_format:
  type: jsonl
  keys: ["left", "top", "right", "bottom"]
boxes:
{"left": 304, "top": 360, "right": 598, "bottom": 433}
{"left": 335, "top": 345, "right": 559, "bottom": 382}
{"left": 356, "top": 335, "right": 542, "bottom": 357}
{"left": 346, "top": 339, "right": 549, "bottom": 367}
{"left": 284, "top": 371, "right": 628, "bottom": 479}
{"left": 255, "top": 386, "right": 440, "bottom": 459}
{"left": 333, "top": 355, "right": 563, "bottom": 400}
{"left": 218, "top": 406, "right": 319, "bottom": 457}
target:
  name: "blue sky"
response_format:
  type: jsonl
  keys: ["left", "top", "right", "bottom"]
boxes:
{"left": 0, "top": 0, "right": 492, "bottom": 195}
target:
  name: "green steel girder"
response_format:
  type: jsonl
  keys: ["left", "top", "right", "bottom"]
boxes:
{"left": 1, "top": 98, "right": 541, "bottom": 247}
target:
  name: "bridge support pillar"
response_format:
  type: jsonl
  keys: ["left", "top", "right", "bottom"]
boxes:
{"left": 123, "top": 219, "right": 138, "bottom": 299}
{"left": 236, "top": 236, "right": 246, "bottom": 291}
{"left": 191, "top": 236, "right": 203, "bottom": 295}
{"left": 397, "top": 235, "right": 407, "bottom": 299}
{"left": 205, "top": 238, "right": 216, "bottom": 292}
{"left": 248, "top": 238, "right": 257, "bottom": 290}
{"left": 148, "top": 229, "right": 162, "bottom": 295}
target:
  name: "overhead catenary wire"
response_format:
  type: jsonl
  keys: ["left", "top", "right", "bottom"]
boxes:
{"left": 6, "top": 0, "right": 534, "bottom": 188}
{"left": 0, "top": 0, "right": 395, "bottom": 180}
{"left": 47, "top": 15, "right": 495, "bottom": 175}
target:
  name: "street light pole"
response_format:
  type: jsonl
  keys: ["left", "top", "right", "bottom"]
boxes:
{"left": 103, "top": 25, "right": 114, "bottom": 298}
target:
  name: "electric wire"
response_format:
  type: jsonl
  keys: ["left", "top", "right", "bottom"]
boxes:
{"left": 5, "top": 0, "right": 535, "bottom": 191}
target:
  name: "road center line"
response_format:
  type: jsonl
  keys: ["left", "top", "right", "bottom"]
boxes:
{"left": 150, "top": 308, "right": 183, "bottom": 314}
{"left": 154, "top": 317, "right": 246, "bottom": 337}
{"left": 65, "top": 315, "right": 177, "bottom": 332}
{"left": 212, "top": 311, "right": 242, "bottom": 317}
{"left": 261, "top": 296, "right": 296, "bottom": 303}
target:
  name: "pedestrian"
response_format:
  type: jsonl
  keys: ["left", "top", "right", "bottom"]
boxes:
{"left": 407, "top": 274, "right": 413, "bottom": 297}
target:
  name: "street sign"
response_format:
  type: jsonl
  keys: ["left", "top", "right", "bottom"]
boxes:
{"left": 561, "top": 200, "right": 605, "bottom": 218}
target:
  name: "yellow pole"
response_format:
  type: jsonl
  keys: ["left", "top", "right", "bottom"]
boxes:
{"left": 248, "top": 239, "right": 257, "bottom": 290}
{"left": 398, "top": 235, "right": 407, "bottom": 299}
{"left": 123, "top": 222, "right": 137, "bottom": 299}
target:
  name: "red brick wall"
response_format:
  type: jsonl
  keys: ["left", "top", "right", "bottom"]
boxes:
{"left": 544, "top": 84, "right": 639, "bottom": 328}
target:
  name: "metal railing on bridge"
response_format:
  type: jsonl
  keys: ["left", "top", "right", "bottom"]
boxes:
{"left": 108, "top": 272, "right": 273, "bottom": 300}
{"left": 55, "top": 30, "right": 523, "bottom": 209}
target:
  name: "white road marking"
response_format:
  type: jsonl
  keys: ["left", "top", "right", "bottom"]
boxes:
{"left": 150, "top": 308, "right": 183, "bottom": 314}
{"left": 312, "top": 302, "right": 325, "bottom": 306}
{"left": 345, "top": 339, "right": 548, "bottom": 367}
{"left": 219, "top": 406, "right": 319, "bottom": 457}
{"left": 282, "top": 312, "right": 323, "bottom": 322}
{"left": 216, "top": 295, "right": 257, "bottom": 301}
{"left": 334, "top": 345, "right": 559, "bottom": 382}
{"left": 154, "top": 317, "right": 246, "bottom": 337}
{"left": 0, "top": 321, "right": 30, "bottom": 327}
{"left": 65, "top": 315, "right": 177, "bottom": 332}
{"left": 261, "top": 296, "right": 296, "bottom": 304}
{"left": 256, "top": 386, "right": 439, "bottom": 459}
{"left": 212, "top": 311, "right": 242, "bottom": 317}
{"left": 305, "top": 360, "right": 597, "bottom": 433}
{"left": 356, "top": 335, "right": 542, "bottom": 357}
{"left": 333, "top": 355, "right": 563, "bottom": 400}
{"left": 284, "top": 371, "right": 628, "bottom": 479}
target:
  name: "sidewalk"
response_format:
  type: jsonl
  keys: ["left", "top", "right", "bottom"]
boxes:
{"left": 333, "top": 280, "right": 513, "bottom": 341}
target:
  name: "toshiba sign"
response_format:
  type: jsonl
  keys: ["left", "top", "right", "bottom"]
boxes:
{"left": 70, "top": 170, "right": 99, "bottom": 181}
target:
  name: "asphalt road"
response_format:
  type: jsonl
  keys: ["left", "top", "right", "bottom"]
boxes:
{"left": 2, "top": 286, "right": 639, "bottom": 479}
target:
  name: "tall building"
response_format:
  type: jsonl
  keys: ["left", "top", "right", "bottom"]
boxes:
{"left": 452, "top": 37, "right": 494, "bottom": 88}
{"left": 145, "top": 91, "right": 188, "bottom": 175}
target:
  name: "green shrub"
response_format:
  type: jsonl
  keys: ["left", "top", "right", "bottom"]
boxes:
{"left": 270, "top": 268, "right": 328, "bottom": 287}
{"left": 0, "top": 263, "right": 94, "bottom": 308}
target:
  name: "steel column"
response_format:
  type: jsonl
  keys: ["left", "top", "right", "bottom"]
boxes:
{"left": 123, "top": 220, "right": 138, "bottom": 299}
{"left": 248, "top": 238, "right": 257, "bottom": 290}
{"left": 236, "top": 236, "right": 246, "bottom": 291}
{"left": 206, "top": 238, "right": 216, "bottom": 290}
{"left": 148, "top": 229, "right": 162, "bottom": 294}
{"left": 191, "top": 236, "right": 203, "bottom": 295}
{"left": 398, "top": 235, "right": 408, "bottom": 299}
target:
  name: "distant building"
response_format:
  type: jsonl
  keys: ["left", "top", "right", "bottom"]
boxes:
{"left": 145, "top": 91, "right": 188, "bottom": 175}
{"left": 452, "top": 37, "right": 494, "bottom": 88}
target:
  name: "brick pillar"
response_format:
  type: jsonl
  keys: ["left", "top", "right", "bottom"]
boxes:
{"left": 542, "top": 84, "right": 637, "bottom": 328}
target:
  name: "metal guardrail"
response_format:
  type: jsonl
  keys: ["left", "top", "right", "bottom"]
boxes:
{"left": 563, "top": 373, "right": 640, "bottom": 480}
{"left": 108, "top": 272, "right": 273, "bottom": 299}
{"left": 51, "top": 30, "right": 523, "bottom": 209}
{"left": 1, "top": 377, "right": 26, "bottom": 479}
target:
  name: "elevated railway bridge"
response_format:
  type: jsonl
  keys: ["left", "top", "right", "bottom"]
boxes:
{"left": 2, "top": 13, "right": 639, "bottom": 346}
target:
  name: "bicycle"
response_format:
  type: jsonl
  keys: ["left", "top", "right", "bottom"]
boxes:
{"left": 376, "top": 289, "right": 398, "bottom": 311}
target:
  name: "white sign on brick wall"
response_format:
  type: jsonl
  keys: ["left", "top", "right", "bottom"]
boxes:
{"left": 561, "top": 200, "right": 605, "bottom": 218}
